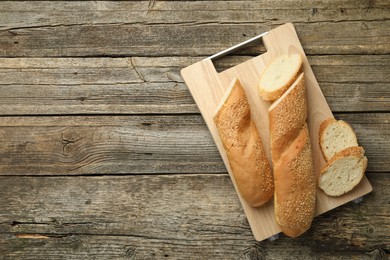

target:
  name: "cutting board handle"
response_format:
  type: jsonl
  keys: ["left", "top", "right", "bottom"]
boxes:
{"left": 204, "top": 31, "right": 269, "bottom": 61}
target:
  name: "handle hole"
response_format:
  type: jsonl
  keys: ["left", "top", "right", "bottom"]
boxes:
{"left": 211, "top": 37, "right": 267, "bottom": 73}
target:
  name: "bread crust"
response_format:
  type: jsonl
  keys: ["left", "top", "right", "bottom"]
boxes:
{"left": 319, "top": 146, "right": 367, "bottom": 196}
{"left": 214, "top": 78, "right": 274, "bottom": 207}
{"left": 319, "top": 118, "right": 358, "bottom": 161}
{"left": 319, "top": 118, "right": 335, "bottom": 161}
{"left": 259, "top": 54, "right": 303, "bottom": 101}
{"left": 269, "top": 73, "right": 306, "bottom": 162}
{"left": 273, "top": 124, "right": 316, "bottom": 238}
{"left": 268, "top": 72, "right": 316, "bottom": 238}
{"left": 325, "top": 146, "right": 365, "bottom": 165}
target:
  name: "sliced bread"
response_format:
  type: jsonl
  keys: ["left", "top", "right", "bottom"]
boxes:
{"left": 319, "top": 118, "right": 358, "bottom": 161}
{"left": 259, "top": 53, "right": 303, "bottom": 101}
{"left": 319, "top": 146, "right": 367, "bottom": 196}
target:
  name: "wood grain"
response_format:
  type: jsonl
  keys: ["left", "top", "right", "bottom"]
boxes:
{"left": 0, "top": 55, "right": 388, "bottom": 115}
{"left": 0, "top": 234, "right": 386, "bottom": 260}
{"left": 0, "top": 21, "right": 388, "bottom": 57}
{"left": 0, "top": 173, "right": 388, "bottom": 259}
{"left": 0, "top": 114, "right": 388, "bottom": 176}
{"left": 0, "top": 0, "right": 389, "bottom": 257}
{"left": 2, "top": 0, "right": 388, "bottom": 29}
{"left": 0, "top": 115, "right": 223, "bottom": 175}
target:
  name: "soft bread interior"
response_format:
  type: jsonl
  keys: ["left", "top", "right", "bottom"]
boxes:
{"left": 260, "top": 54, "right": 302, "bottom": 92}
{"left": 321, "top": 120, "right": 358, "bottom": 160}
{"left": 319, "top": 156, "right": 366, "bottom": 196}
{"left": 319, "top": 150, "right": 367, "bottom": 196}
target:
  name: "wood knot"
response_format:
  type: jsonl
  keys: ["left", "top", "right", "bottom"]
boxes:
{"left": 61, "top": 132, "right": 84, "bottom": 154}
{"left": 244, "top": 245, "right": 265, "bottom": 260}
{"left": 125, "top": 247, "right": 136, "bottom": 258}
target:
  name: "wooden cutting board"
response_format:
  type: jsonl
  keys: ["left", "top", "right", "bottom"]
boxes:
{"left": 181, "top": 23, "right": 372, "bottom": 241}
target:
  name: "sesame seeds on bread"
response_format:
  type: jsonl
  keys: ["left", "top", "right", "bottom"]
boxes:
{"left": 213, "top": 78, "right": 274, "bottom": 207}
{"left": 319, "top": 118, "right": 358, "bottom": 161}
{"left": 319, "top": 146, "right": 367, "bottom": 196}
{"left": 259, "top": 53, "right": 303, "bottom": 101}
{"left": 269, "top": 73, "right": 306, "bottom": 162}
{"left": 266, "top": 64, "right": 315, "bottom": 237}
{"left": 273, "top": 124, "right": 316, "bottom": 237}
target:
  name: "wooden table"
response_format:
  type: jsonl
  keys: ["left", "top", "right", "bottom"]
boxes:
{"left": 0, "top": 1, "right": 389, "bottom": 259}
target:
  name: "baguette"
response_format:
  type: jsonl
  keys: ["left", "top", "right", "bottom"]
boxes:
{"left": 214, "top": 78, "right": 274, "bottom": 207}
{"left": 319, "top": 146, "right": 367, "bottom": 196}
{"left": 268, "top": 72, "right": 316, "bottom": 238}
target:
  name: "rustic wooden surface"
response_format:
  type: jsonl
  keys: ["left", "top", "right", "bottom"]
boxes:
{"left": 0, "top": 1, "right": 389, "bottom": 259}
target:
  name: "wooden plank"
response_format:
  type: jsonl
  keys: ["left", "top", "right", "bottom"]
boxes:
{"left": 0, "top": 115, "right": 224, "bottom": 175}
{"left": 1, "top": 0, "right": 388, "bottom": 30}
{"left": 321, "top": 82, "right": 389, "bottom": 112}
{"left": 0, "top": 113, "right": 388, "bottom": 175}
{"left": 0, "top": 234, "right": 386, "bottom": 260}
{"left": 1, "top": 56, "right": 388, "bottom": 84}
{"left": 0, "top": 55, "right": 388, "bottom": 115}
{"left": 0, "top": 82, "right": 387, "bottom": 115}
{"left": 0, "top": 21, "right": 388, "bottom": 57}
{"left": 0, "top": 173, "right": 388, "bottom": 259}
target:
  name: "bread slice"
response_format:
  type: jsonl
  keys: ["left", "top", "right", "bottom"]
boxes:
{"left": 319, "top": 146, "right": 367, "bottom": 196}
{"left": 319, "top": 118, "right": 358, "bottom": 161}
{"left": 214, "top": 78, "right": 274, "bottom": 207}
{"left": 259, "top": 53, "right": 303, "bottom": 101}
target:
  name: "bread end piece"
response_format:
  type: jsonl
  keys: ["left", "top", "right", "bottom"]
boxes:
{"left": 319, "top": 118, "right": 358, "bottom": 161}
{"left": 274, "top": 124, "right": 316, "bottom": 238}
{"left": 319, "top": 146, "right": 367, "bottom": 196}
{"left": 259, "top": 54, "right": 303, "bottom": 101}
{"left": 214, "top": 78, "right": 274, "bottom": 207}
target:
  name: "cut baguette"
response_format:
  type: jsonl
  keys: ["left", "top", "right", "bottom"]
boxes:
{"left": 213, "top": 78, "right": 274, "bottom": 207}
{"left": 319, "top": 118, "right": 358, "bottom": 161}
{"left": 259, "top": 53, "right": 303, "bottom": 101}
{"left": 319, "top": 146, "right": 367, "bottom": 196}
{"left": 269, "top": 73, "right": 306, "bottom": 162}
{"left": 269, "top": 72, "right": 316, "bottom": 238}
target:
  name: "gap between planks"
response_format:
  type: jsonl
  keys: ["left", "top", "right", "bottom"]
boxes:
{"left": 0, "top": 171, "right": 385, "bottom": 178}
{"left": 0, "top": 111, "right": 388, "bottom": 117}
